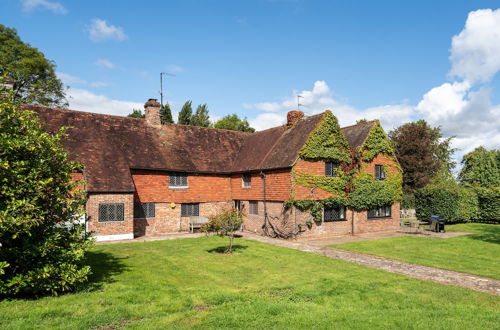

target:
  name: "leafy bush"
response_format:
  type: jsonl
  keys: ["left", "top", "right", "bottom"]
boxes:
{"left": 0, "top": 93, "right": 93, "bottom": 297}
{"left": 415, "top": 183, "right": 479, "bottom": 223}
{"left": 202, "top": 209, "right": 244, "bottom": 253}
{"left": 474, "top": 187, "right": 500, "bottom": 222}
{"left": 401, "top": 193, "right": 415, "bottom": 209}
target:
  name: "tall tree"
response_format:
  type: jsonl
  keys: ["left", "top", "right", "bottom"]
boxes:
{"left": 0, "top": 24, "right": 67, "bottom": 107}
{"left": 459, "top": 147, "right": 500, "bottom": 188}
{"left": 178, "top": 101, "right": 192, "bottom": 125}
{"left": 0, "top": 92, "right": 92, "bottom": 297}
{"left": 213, "top": 114, "right": 255, "bottom": 133}
{"left": 127, "top": 109, "right": 145, "bottom": 118}
{"left": 389, "top": 120, "right": 455, "bottom": 193}
{"left": 160, "top": 103, "right": 174, "bottom": 124}
{"left": 191, "top": 103, "right": 210, "bottom": 127}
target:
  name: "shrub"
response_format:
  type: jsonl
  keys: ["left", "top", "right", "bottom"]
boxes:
{"left": 0, "top": 93, "right": 93, "bottom": 297}
{"left": 474, "top": 187, "right": 500, "bottom": 222}
{"left": 202, "top": 209, "right": 244, "bottom": 253}
{"left": 415, "top": 183, "right": 479, "bottom": 223}
{"left": 401, "top": 193, "right": 415, "bottom": 209}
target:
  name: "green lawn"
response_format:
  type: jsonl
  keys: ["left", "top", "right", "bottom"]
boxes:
{"left": 332, "top": 223, "right": 500, "bottom": 280}
{"left": 1, "top": 236, "right": 499, "bottom": 329}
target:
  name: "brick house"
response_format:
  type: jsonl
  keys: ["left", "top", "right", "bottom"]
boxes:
{"left": 26, "top": 99, "right": 401, "bottom": 241}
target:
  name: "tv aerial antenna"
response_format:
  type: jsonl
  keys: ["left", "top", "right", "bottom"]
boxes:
{"left": 160, "top": 72, "right": 176, "bottom": 108}
{"left": 297, "top": 95, "right": 304, "bottom": 110}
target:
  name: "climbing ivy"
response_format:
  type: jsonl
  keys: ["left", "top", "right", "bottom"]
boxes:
{"left": 287, "top": 113, "right": 402, "bottom": 226}
{"left": 359, "top": 120, "right": 395, "bottom": 162}
{"left": 298, "top": 111, "right": 352, "bottom": 163}
{"left": 348, "top": 166, "right": 403, "bottom": 210}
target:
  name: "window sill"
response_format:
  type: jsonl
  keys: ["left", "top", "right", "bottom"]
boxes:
{"left": 169, "top": 186, "right": 189, "bottom": 190}
{"left": 98, "top": 220, "right": 125, "bottom": 223}
{"left": 242, "top": 186, "right": 252, "bottom": 189}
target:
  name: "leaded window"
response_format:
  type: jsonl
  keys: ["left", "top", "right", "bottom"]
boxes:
{"left": 368, "top": 205, "right": 391, "bottom": 218}
{"left": 249, "top": 201, "right": 259, "bottom": 215}
{"left": 325, "top": 162, "right": 339, "bottom": 177}
{"left": 169, "top": 172, "right": 188, "bottom": 187}
{"left": 181, "top": 203, "right": 199, "bottom": 217}
{"left": 99, "top": 203, "right": 124, "bottom": 222}
{"left": 134, "top": 202, "right": 155, "bottom": 219}
{"left": 375, "top": 165, "right": 386, "bottom": 181}
{"left": 324, "top": 205, "right": 346, "bottom": 222}
{"left": 242, "top": 174, "right": 251, "bottom": 188}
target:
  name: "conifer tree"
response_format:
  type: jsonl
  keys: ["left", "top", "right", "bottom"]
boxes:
{"left": 178, "top": 101, "right": 192, "bottom": 125}
{"left": 160, "top": 103, "right": 174, "bottom": 124}
{"left": 191, "top": 103, "right": 210, "bottom": 127}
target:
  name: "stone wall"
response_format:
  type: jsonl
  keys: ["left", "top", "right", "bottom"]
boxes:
{"left": 133, "top": 201, "right": 233, "bottom": 237}
{"left": 86, "top": 193, "right": 134, "bottom": 241}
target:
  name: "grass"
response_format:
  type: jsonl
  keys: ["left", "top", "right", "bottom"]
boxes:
{"left": 332, "top": 223, "right": 500, "bottom": 279}
{"left": 0, "top": 236, "right": 498, "bottom": 329}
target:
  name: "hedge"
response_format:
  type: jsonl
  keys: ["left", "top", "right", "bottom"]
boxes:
{"left": 474, "top": 187, "right": 500, "bottom": 222}
{"left": 415, "top": 185, "right": 479, "bottom": 223}
{"left": 415, "top": 185, "right": 499, "bottom": 223}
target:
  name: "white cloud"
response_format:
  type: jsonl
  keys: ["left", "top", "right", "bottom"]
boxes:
{"left": 21, "top": 0, "right": 67, "bottom": 14}
{"left": 67, "top": 88, "right": 142, "bottom": 117}
{"left": 86, "top": 19, "right": 127, "bottom": 42}
{"left": 246, "top": 8, "right": 500, "bottom": 163}
{"left": 57, "top": 72, "right": 86, "bottom": 85}
{"left": 166, "top": 64, "right": 184, "bottom": 73}
{"left": 57, "top": 72, "right": 109, "bottom": 89}
{"left": 95, "top": 58, "right": 115, "bottom": 69}
{"left": 245, "top": 80, "right": 413, "bottom": 131}
{"left": 450, "top": 9, "right": 500, "bottom": 83}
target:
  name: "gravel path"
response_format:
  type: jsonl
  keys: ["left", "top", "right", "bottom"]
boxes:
{"left": 241, "top": 233, "right": 500, "bottom": 296}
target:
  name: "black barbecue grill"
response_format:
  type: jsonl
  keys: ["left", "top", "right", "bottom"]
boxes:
{"left": 429, "top": 215, "right": 445, "bottom": 232}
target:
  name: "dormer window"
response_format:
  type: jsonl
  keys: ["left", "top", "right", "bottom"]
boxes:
{"left": 325, "top": 161, "right": 339, "bottom": 177}
{"left": 242, "top": 174, "right": 251, "bottom": 188}
{"left": 375, "top": 165, "right": 386, "bottom": 181}
{"left": 169, "top": 172, "right": 188, "bottom": 188}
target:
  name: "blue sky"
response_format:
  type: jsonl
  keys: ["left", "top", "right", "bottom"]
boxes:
{"left": 1, "top": 0, "right": 499, "bottom": 161}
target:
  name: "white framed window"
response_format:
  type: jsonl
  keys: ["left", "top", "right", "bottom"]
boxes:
{"left": 368, "top": 205, "right": 391, "bottom": 219}
{"left": 375, "top": 165, "right": 386, "bottom": 181}
{"left": 249, "top": 201, "right": 258, "bottom": 215}
{"left": 169, "top": 172, "right": 188, "bottom": 188}
{"left": 181, "top": 203, "right": 199, "bottom": 217}
{"left": 324, "top": 205, "right": 346, "bottom": 222}
{"left": 242, "top": 174, "right": 251, "bottom": 188}
{"left": 134, "top": 202, "right": 155, "bottom": 219}
{"left": 325, "top": 162, "right": 339, "bottom": 177}
{"left": 99, "top": 203, "right": 124, "bottom": 222}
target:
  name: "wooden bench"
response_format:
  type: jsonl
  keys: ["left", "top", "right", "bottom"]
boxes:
{"left": 189, "top": 216, "right": 209, "bottom": 233}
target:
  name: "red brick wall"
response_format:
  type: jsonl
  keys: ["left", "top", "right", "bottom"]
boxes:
{"left": 87, "top": 193, "right": 134, "bottom": 236}
{"left": 231, "top": 170, "right": 291, "bottom": 202}
{"left": 293, "top": 160, "right": 339, "bottom": 200}
{"left": 360, "top": 153, "right": 399, "bottom": 176}
{"left": 132, "top": 170, "right": 232, "bottom": 203}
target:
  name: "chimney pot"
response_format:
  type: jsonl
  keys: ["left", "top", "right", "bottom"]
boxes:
{"left": 144, "top": 98, "right": 161, "bottom": 126}
{"left": 287, "top": 110, "right": 304, "bottom": 127}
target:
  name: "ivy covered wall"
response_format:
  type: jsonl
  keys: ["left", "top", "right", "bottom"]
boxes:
{"left": 290, "top": 114, "right": 402, "bottom": 224}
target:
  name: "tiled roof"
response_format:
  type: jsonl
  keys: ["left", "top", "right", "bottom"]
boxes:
{"left": 25, "top": 105, "right": 374, "bottom": 192}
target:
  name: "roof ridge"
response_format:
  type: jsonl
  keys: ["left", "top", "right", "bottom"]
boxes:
{"left": 340, "top": 120, "right": 377, "bottom": 130}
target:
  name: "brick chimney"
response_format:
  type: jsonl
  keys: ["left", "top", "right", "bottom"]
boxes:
{"left": 287, "top": 110, "right": 304, "bottom": 128}
{"left": 144, "top": 98, "right": 161, "bottom": 126}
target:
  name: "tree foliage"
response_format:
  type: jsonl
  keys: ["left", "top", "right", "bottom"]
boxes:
{"left": 213, "top": 114, "right": 255, "bottom": 132}
{"left": 459, "top": 147, "right": 500, "bottom": 188}
{"left": 389, "top": 120, "right": 455, "bottom": 194}
{"left": 127, "top": 109, "right": 145, "bottom": 118}
{"left": 160, "top": 103, "right": 174, "bottom": 124}
{"left": 0, "top": 24, "right": 67, "bottom": 107}
{"left": 191, "top": 103, "right": 210, "bottom": 127}
{"left": 0, "top": 91, "right": 93, "bottom": 297}
{"left": 202, "top": 209, "right": 244, "bottom": 253}
{"left": 177, "top": 101, "right": 192, "bottom": 125}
